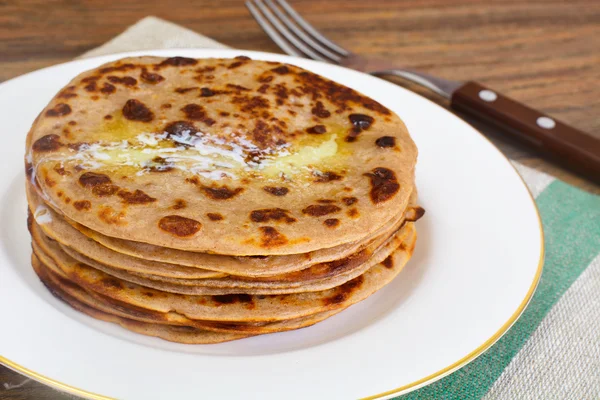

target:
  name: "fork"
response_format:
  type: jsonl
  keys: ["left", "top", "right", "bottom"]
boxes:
{"left": 246, "top": 0, "right": 600, "bottom": 183}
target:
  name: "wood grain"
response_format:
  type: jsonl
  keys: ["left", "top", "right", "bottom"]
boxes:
{"left": 0, "top": 0, "right": 599, "bottom": 398}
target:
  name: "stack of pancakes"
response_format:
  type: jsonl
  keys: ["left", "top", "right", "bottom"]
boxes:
{"left": 25, "top": 56, "right": 423, "bottom": 343}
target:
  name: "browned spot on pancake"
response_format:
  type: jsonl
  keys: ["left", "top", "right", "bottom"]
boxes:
{"left": 321, "top": 275, "right": 365, "bottom": 306}
{"left": 107, "top": 75, "right": 137, "bottom": 86}
{"left": 201, "top": 185, "right": 244, "bottom": 200}
{"left": 259, "top": 226, "right": 288, "bottom": 248}
{"left": 81, "top": 76, "right": 99, "bottom": 83}
{"left": 68, "top": 121, "right": 77, "bottom": 126}
{"left": 227, "top": 83, "right": 251, "bottom": 92}
{"left": 98, "top": 206, "right": 126, "bottom": 225}
{"left": 233, "top": 95, "right": 269, "bottom": 113}
{"left": 92, "top": 184, "right": 119, "bottom": 197}
{"left": 206, "top": 213, "right": 224, "bottom": 221}
{"left": 33, "top": 134, "right": 62, "bottom": 152}
{"left": 57, "top": 86, "right": 77, "bottom": 99}
{"left": 250, "top": 208, "right": 296, "bottom": 224}
{"left": 158, "top": 215, "right": 201, "bottom": 237}
{"left": 104, "top": 114, "right": 113, "bottom": 120}
{"left": 199, "top": 87, "right": 215, "bottom": 97}
{"left": 53, "top": 164, "right": 70, "bottom": 176}
{"left": 258, "top": 75, "right": 274, "bottom": 83}
{"left": 64, "top": 197, "right": 71, "bottom": 204}
{"left": 311, "top": 101, "right": 331, "bottom": 118}
{"left": 296, "top": 70, "right": 391, "bottom": 115}
{"left": 273, "top": 83, "right": 289, "bottom": 105}
{"left": 164, "top": 120, "right": 197, "bottom": 138}
{"left": 346, "top": 113, "right": 375, "bottom": 142}
{"left": 180, "top": 103, "right": 215, "bottom": 126}
{"left": 84, "top": 81, "right": 98, "bottom": 92}
{"left": 78, "top": 172, "right": 119, "bottom": 197}
{"left": 172, "top": 199, "right": 187, "bottom": 210}
{"left": 185, "top": 176, "right": 200, "bottom": 185}
{"left": 375, "top": 136, "right": 396, "bottom": 148}
{"left": 406, "top": 206, "right": 426, "bottom": 222}
{"left": 257, "top": 84, "right": 270, "bottom": 94}
{"left": 79, "top": 172, "right": 111, "bottom": 187}
{"left": 317, "top": 199, "right": 336, "bottom": 204}
{"left": 324, "top": 218, "right": 340, "bottom": 228}
{"left": 347, "top": 208, "right": 359, "bottom": 218}
{"left": 212, "top": 294, "right": 253, "bottom": 305}
{"left": 140, "top": 69, "right": 165, "bottom": 84}
{"left": 342, "top": 196, "right": 358, "bottom": 206}
{"left": 45, "top": 103, "right": 71, "bottom": 117}
{"left": 382, "top": 255, "right": 394, "bottom": 269}
{"left": 122, "top": 99, "right": 154, "bottom": 122}
{"left": 99, "top": 63, "right": 136, "bottom": 74}
{"left": 101, "top": 277, "right": 123, "bottom": 289}
{"left": 117, "top": 189, "right": 156, "bottom": 204}
{"left": 263, "top": 186, "right": 289, "bottom": 196}
{"left": 99, "top": 83, "right": 116, "bottom": 94}
{"left": 314, "top": 171, "right": 343, "bottom": 183}
{"left": 91, "top": 95, "right": 99, "bottom": 101}
{"left": 175, "top": 87, "right": 198, "bottom": 94}
{"left": 364, "top": 167, "right": 400, "bottom": 204}
{"left": 195, "top": 66, "right": 216, "bottom": 73}
{"left": 44, "top": 175, "right": 56, "bottom": 187}
{"left": 271, "top": 65, "right": 289, "bottom": 74}
{"left": 142, "top": 291, "right": 154, "bottom": 297}
{"left": 306, "top": 124, "right": 326, "bottom": 134}
{"left": 228, "top": 61, "right": 243, "bottom": 69}
{"left": 302, "top": 204, "right": 341, "bottom": 217}
{"left": 235, "top": 55, "right": 251, "bottom": 60}
{"left": 57, "top": 190, "right": 63, "bottom": 197}
{"left": 158, "top": 57, "right": 197, "bottom": 67}
{"left": 161, "top": 103, "right": 172, "bottom": 109}
{"left": 73, "top": 200, "right": 91, "bottom": 211}
{"left": 219, "top": 111, "right": 230, "bottom": 117}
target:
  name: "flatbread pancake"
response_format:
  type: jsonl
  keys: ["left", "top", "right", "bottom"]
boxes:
{"left": 35, "top": 254, "right": 348, "bottom": 335}
{"left": 33, "top": 222, "right": 416, "bottom": 322}
{"left": 32, "top": 219, "right": 410, "bottom": 295}
{"left": 32, "top": 255, "right": 251, "bottom": 344}
{"left": 28, "top": 181, "right": 419, "bottom": 277}
{"left": 26, "top": 56, "right": 417, "bottom": 255}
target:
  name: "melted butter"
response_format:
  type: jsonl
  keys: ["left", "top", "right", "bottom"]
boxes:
{"left": 94, "top": 115, "right": 150, "bottom": 141}
{"left": 261, "top": 133, "right": 340, "bottom": 176}
{"left": 62, "top": 124, "right": 349, "bottom": 181}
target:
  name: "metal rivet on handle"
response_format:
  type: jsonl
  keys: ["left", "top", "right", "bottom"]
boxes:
{"left": 478, "top": 90, "right": 498, "bottom": 102}
{"left": 536, "top": 116, "right": 556, "bottom": 130}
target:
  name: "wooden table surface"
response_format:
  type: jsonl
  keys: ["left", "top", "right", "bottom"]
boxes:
{"left": 1, "top": 0, "right": 599, "bottom": 398}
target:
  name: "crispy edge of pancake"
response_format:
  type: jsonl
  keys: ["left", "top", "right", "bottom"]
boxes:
{"left": 31, "top": 254, "right": 251, "bottom": 344}
{"left": 32, "top": 223, "right": 417, "bottom": 322}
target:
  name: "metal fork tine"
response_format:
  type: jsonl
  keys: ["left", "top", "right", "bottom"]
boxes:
{"left": 246, "top": 1, "right": 304, "bottom": 58}
{"left": 252, "top": 0, "right": 332, "bottom": 62}
{"left": 263, "top": 0, "right": 343, "bottom": 63}
{"left": 274, "top": 0, "right": 350, "bottom": 56}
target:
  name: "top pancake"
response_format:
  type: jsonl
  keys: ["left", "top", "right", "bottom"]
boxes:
{"left": 27, "top": 56, "right": 417, "bottom": 255}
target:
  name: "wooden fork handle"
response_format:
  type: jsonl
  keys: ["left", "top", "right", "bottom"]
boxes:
{"left": 451, "top": 81, "right": 600, "bottom": 183}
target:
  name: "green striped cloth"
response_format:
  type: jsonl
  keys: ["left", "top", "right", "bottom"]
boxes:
{"left": 4, "top": 16, "right": 597, "bottom": 399}
{"left": 399, "top": 163, "right": 600, "bottom": 399}
{"left": 85, "top": 18, "right": 600, "bottom": 397}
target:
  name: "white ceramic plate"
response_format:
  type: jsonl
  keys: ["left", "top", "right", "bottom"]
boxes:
{"left": 0, "top": 49, "right": 543, "bottom": 399}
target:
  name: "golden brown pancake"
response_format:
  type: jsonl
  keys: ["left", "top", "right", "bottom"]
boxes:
{"left": 33, "top": 222, "right": 416, "bottom": 322}
{"left": 26, "top": 56, "right": 417, "bottom": 255}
